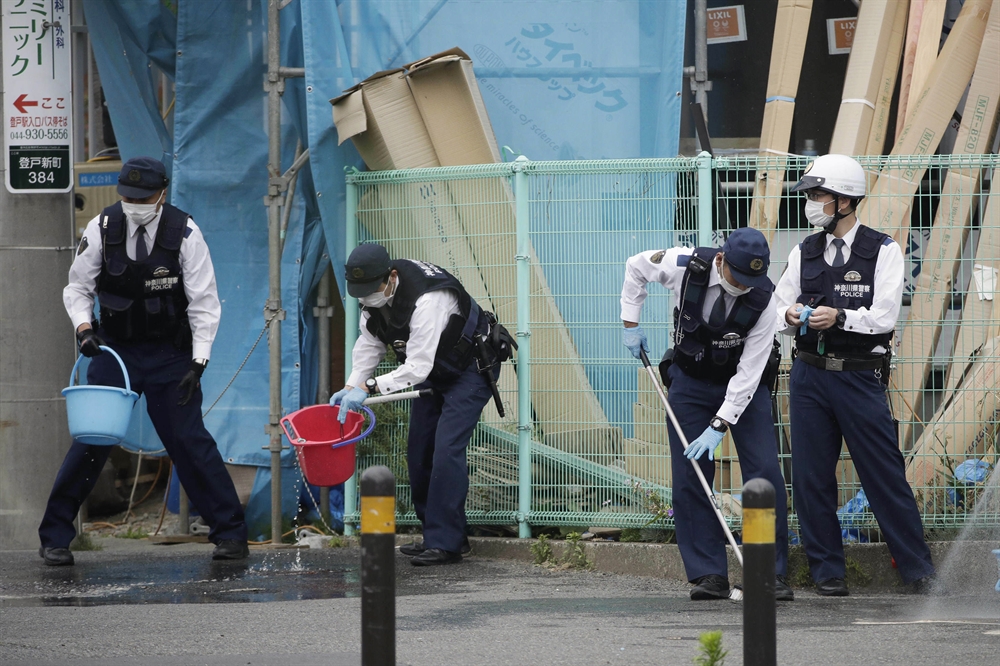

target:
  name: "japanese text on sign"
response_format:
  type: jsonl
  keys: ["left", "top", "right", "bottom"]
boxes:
{"left": 3, "top": 0, "right": 74, "bottom": 193}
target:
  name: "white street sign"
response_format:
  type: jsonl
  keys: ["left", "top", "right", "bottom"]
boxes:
{"left": 2, "top": 0, "right": 73, "bottom": 193}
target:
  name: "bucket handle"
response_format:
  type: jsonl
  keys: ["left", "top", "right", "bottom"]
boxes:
{"left": 330, "top": 405, "right": 376, "bottom": 451}
{"left": 280, "top": 416, "right": 306, "bottom": 444}
{"left": 69, "top": 346, "right": 132, "bottom": 394}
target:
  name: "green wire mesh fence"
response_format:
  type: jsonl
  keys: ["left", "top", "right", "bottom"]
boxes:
{"left": 343, "top": 153, "right": 1000, "bottom": 539}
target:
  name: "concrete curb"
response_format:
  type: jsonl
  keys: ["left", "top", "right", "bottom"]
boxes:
{"left": 448, "top": 537, "right": 985, "bottom": 592}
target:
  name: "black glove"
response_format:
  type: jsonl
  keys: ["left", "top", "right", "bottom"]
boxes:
{"left": 77, "top": 329, "right": 105, "bottom": 357}
{"left": 177, "top": 360, "right": 206, "bottom": 406}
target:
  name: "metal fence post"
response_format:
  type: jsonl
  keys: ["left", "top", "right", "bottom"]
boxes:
{"left": 742, "top": 477, "right": 777, "bottom": 666}
{"left": 697, "top": 150, "right": 714, "bottom": 247}
{"left": 513, "top": 156, "right": 533, "bottom": 539}
{"left": 343, "top": 177, "right": 360, "bottom": 536}
{"left": 360, "top": 465, "right": 395, "bottom": 666}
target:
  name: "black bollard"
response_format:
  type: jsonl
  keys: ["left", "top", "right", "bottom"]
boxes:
{"left": 742, "top": 477, "right": 776, "bottom": 666}
{"left": 360, "top": 465, "right": 395, "bottom": 666}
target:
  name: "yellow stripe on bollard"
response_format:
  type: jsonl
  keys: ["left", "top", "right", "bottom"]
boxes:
{"left": 742, "top": 508, "right": 775, "bottom": 544}
{"left": 361, "top": 496, "right": 396, "bottom": 534}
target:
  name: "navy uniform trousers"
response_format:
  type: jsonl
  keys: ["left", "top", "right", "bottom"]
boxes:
{"left": 790, "top": 361, "right": 934, "bottom": 584}
{"left": 666, "top": 364, "right": 789, "bottom": 581}
{"left": 39, "top": 336, "right": 247, "bottom": 548}
{"left": 408, "top": 362, "right": 497, "bottom": 553}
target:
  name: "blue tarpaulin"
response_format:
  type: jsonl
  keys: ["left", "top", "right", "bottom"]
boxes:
{"left": 83, "top": 0, "right": 687, "bottom": 536}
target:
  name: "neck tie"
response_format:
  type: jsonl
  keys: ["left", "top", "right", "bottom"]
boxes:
{"left": 832, "top": 238, "right": 846, "bottom": 268}
{"left": 136, "top": 225, "right": 148, "bottom": 262}
{"left": 708, "top": 288, "right": 727, "bottom": 328}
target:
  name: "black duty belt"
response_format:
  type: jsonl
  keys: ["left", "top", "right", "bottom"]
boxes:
{"left": 795, "top": 351, "right": 883, "bottom": 372}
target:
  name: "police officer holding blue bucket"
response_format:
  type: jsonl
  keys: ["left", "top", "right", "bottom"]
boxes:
{"left": 621, "top": 228, "right": 793, "bottom": 601}
{"left": 333, "top": 244, "right": 515, "bottom": 566}
{"left": 775, "top": 154, "right": 935, "bottom": 595}
{"left": 38, "top": 157, "right": 248, "bottom": 566}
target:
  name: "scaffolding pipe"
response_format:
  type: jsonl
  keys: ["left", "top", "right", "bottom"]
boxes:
{"left": 343, "top": 179, "right": 360, "bottom": 535}
{"left": 316, "top": 267, "right": 333, "bottom": 524}
{"left": 513, "top": 156, "right": 532, "bottom": 539}
{"left": 265, "top": 0, "right": 286, "bottom": 546}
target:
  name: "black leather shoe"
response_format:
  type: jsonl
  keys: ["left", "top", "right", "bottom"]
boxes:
{"left": 775, "top": 575, "right": 795, "bottom": 601}
{"left": 39, "top": 547, "right": 74, "bottom": 566}
{"left": 212, "top": 539, "right": 249, "bottom": 560}
{"left": 690, "top": 574, "right": 730, "bottom": 600}
{"left": 907, "top": 574, "right": 937, "bottom": 595}
{"left": 816, "top": 577, "right": 849, "bottom": 596}
{"left": 400, "top": 537, "right": 471, "bottom": 557}
{"left": 410, "top": 548, "right": 462, "bottom": 566}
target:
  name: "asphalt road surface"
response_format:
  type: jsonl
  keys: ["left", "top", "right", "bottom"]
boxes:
{"left": 2, "top": 539, "right": 998, "bottom": 665}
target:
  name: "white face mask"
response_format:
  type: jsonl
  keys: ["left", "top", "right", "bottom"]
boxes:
{"left": 122, "top": 191, "right": 164, "bottom": 227}
{"left": 804, "top": 199, "right": 835, "bottom": 228}
{"left": 358, "top": 278, "right": 396, "bottom": 308}
{"left": 718, "top": 262, "right": 751, "bottom": 297}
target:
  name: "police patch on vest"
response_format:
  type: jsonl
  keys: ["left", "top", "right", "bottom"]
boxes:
{"left": 76, "top": 237, "right": 89, "bottom": 256}
{"left": 650, "top": 250, "right": 665, "bottom": 264}
{"left": 834, "top": 282, "right": 871, "bottom": 297}
{"left": 713, "top": 332, "right": 745, "bottom": 349}
{"left": 145, "top": 277, "right": 180, "bottom": 292}
{"left": 153, "top": 266, "right": 170, "bottom": 278}
{"left": 844, "top": 270, "right": 862, "bottom": 282}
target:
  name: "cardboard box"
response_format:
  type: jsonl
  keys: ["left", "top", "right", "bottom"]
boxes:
{"left": 405, "top": 48, "right": 501, "bottom": 166}
{"left": 829, "top": 0, "right": 899, "bottom": 156}
{"left": 944, "top": 168, "right": 1000, "bottom": 393}
{"left": 907, "top": 336, "right": 1000, "bottom": 498}
{"left": 860, "top": 0, "right": 992, "bottom": 243}
{"left": 891, "top": 5, "right": 1000, "bottom": 443}
{"left": 863, "top": 0, "right": 909, "bottom": 156}
{"left": 905, "top": 0, "right": 950, "bottom": 131}
{"left": 331, "top": 69, "right": 440, "bottom": 170}
{"left": 750, "top": 0, "right": 813, "bottom": 240}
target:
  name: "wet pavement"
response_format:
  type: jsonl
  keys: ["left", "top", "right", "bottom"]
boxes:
{"left": 1, "top": 537, "right": 999, "bottom": 665}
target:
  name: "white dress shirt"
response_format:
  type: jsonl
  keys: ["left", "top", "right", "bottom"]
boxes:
{"left": 620, "top": 247, "right": 778, "bottom": 425}
{"left": 773, "top": 222, "right": 904, "bottom": 347}
{"left": 346, "top": 271, "right": 461, "bottom": 394}
{"left": 64, "top": 208, "right": 222, "bottom": 360}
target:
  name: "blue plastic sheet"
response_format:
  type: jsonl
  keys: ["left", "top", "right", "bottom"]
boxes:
{"left": 84, "top": 0, "right": 687, "bottom": 527}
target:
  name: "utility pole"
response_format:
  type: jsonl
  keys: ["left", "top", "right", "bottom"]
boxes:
{"left": 0, "top": 7, "right": 77, "bottom": 548}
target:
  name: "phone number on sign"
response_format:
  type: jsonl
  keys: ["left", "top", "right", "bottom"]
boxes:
{"left": 8, "top": 129, "right": 70, "bottom": 141}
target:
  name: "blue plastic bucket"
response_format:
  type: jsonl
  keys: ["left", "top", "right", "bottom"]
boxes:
{"left": 61, "top": 346, "right": 139, "bottom": 445}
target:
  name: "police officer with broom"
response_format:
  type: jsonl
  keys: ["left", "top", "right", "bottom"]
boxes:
{"left": 332, "top": 244, "right": 515, "bottom": 566}
{"left": 621, "top": 227, "right": 792, "bottom": 601}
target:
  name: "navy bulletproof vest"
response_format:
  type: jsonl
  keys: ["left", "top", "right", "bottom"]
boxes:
{"left": 96, "top": 201, "right": 192, "bottom": 347}
{"left": 672, "top": 247, "right": 772, "bottom": 384}
{"left": 795, "top": 225, "right": 893, "bottom": 355}
{"left": 364, "top": 259, "right": 487, "bottom": 381}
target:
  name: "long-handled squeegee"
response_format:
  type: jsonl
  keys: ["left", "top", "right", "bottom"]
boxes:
{"left": 639, "top": 349, "right": 744, "bottom": 601}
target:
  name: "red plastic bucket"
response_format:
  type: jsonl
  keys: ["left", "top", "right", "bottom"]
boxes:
{"left": 280, "top": 404, "right": 375, "bottom": 486}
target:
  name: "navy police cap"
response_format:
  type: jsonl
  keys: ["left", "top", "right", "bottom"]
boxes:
{"left": 345, "top": 243, "right": 392, "bottom": 298}
{"left": 721, "top": 227, "right": 772, "bottom": 290}
{"left": 117, "top": 156, "right": 169, "bottom": 198}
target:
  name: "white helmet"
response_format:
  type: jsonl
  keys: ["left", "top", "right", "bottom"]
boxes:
{"left": 791, "top": 154, "right": 866, "bottom": 200}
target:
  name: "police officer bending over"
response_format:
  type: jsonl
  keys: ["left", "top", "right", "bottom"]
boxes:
{"left": 38, "top": 157, "right": 248, "bottom": 566}
{"left": 775, "top": 154, "right": 935, "bottom": 596}
{"left": 621, "top": 228, "right": 793, "bottom": 601}
{"left": 333, "top": 244, "right": 514, "bottom": 566}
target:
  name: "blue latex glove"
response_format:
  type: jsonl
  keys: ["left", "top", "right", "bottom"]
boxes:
{"left": 332, "top": 386, "right": 367, "bottom": 424}
{"left": 622, "top": 325, "right": 650, "bottom": 360}
{"left": 798, "top": 305, "right": 815, "bottom": 335}
{"left": 685, "top": 426, "right": 725, "bottom": 461}
{"left": 329, "top": 386, "right": 351, "bottom": 407}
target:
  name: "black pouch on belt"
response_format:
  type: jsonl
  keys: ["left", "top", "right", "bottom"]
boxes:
{"left": 658, "top": 348, "right": 675, "bottom": 389}
{"left": 760, "top": 337, "right": 781, "bottom": 395}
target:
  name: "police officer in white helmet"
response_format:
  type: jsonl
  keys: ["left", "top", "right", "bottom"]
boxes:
{"left": 774, "top": 154, "right": 935, "bottom": 596}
